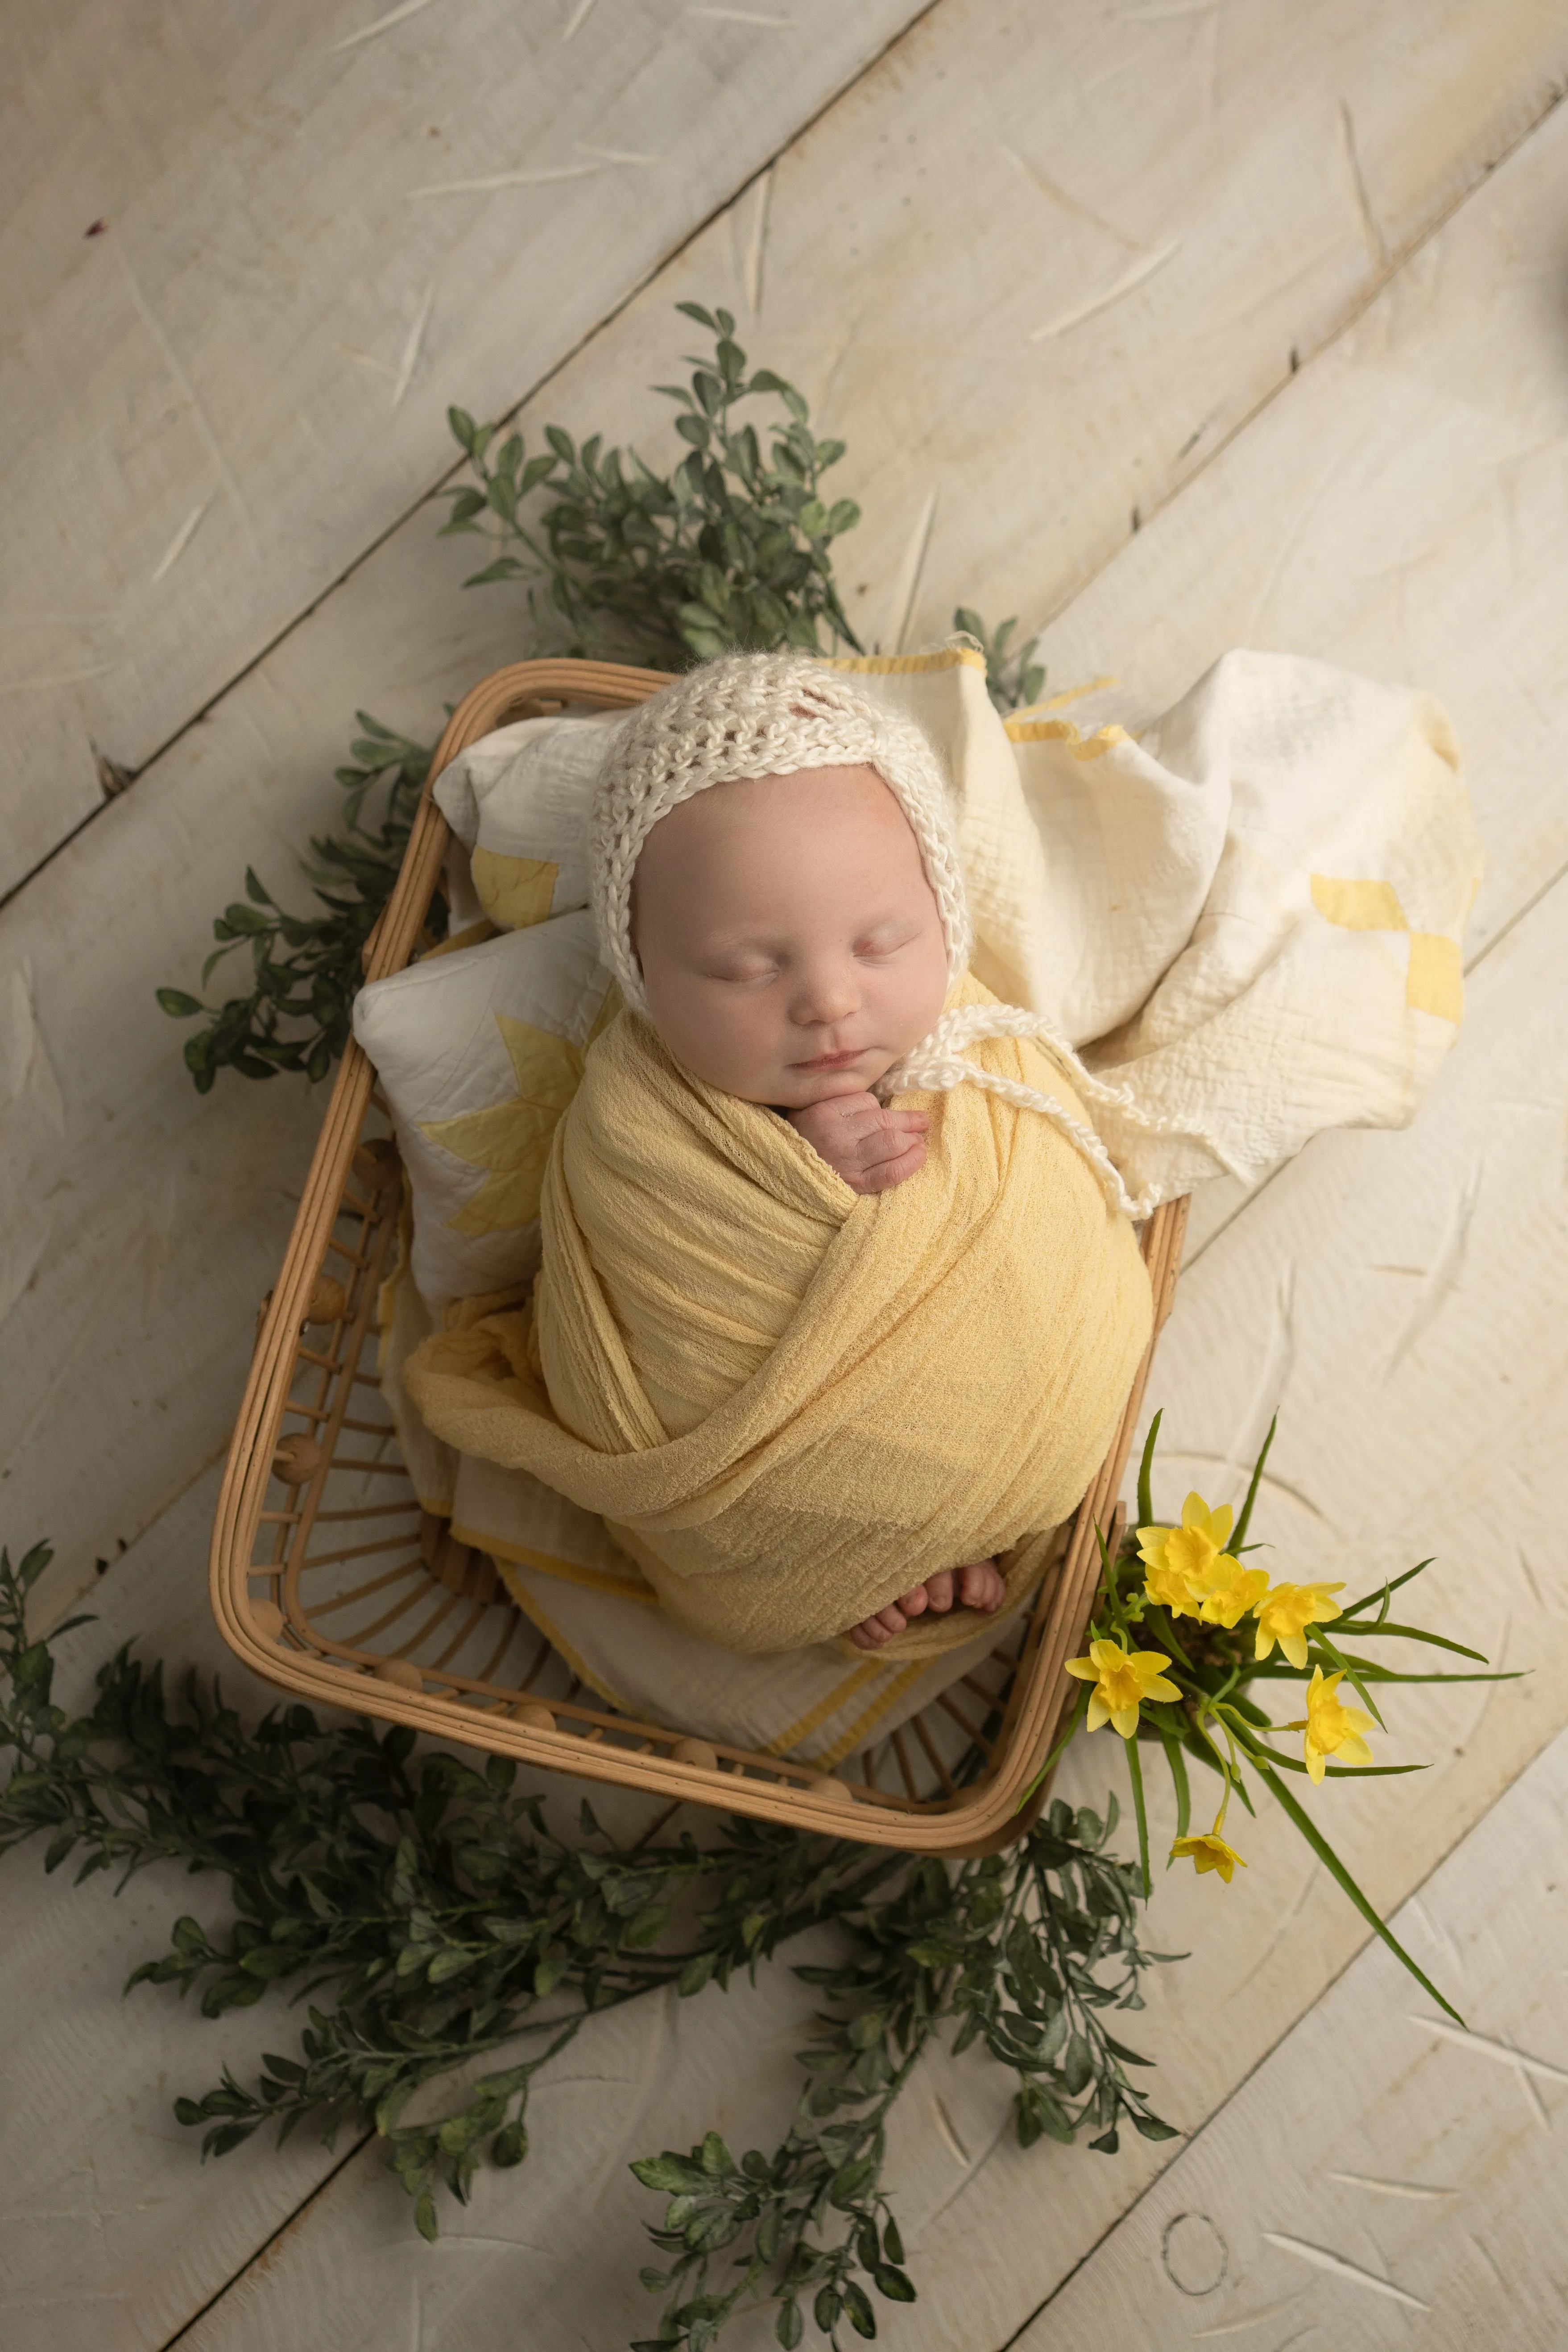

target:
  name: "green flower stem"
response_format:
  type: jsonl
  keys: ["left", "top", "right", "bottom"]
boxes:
{"left": 1337, "top": 1560, "right": 1436, "bottom": 1618}
{"left": 1229, "top": 1414, "right": 1276, "bottom": 1555}
{"left": 1249, "top": 1662, "right": 1518, "bottom": 1687}
{"left": 1159, "top": 1732, "right": 1191, "bottom": 1846}
{"left": 1123, "top": 1734, "right": 1152, "bottom": 1898}
{"left": 1311, "top": 1631, "right": 1388, "bottom": 1731}
{"left": 1135, "top": 1409, "right": 1163, "bottom": 1534}
{"left": 1249, "top": 1760, "right": 1463, "bottom": 2026}
{"left": 1330, "top": 1621, "right": 1489, "bottom": 1660}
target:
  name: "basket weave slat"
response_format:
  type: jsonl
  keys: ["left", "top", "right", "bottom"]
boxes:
{"left": 211, "top": 659, "right": 1186, "bottom": 1855}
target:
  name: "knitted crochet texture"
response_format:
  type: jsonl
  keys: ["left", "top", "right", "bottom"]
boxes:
{"left": 588, "top": 650, "right": 1225, "bottom": 1219}
{"left": 588, "top": 652, "right": 972, "bottom": 1021}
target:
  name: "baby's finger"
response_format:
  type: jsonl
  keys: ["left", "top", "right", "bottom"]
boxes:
{"left": 923, "top": 1569, "right": 955, "bottom": 1614}
{"left": 827, "top": 1094, "right": 889, "bottom": 1134}
{"left": 848, "top": 1620, "right": 885, "bottom": 1650}
{"left": 898, "top": 1583, "right": 929, "bottom": 1617}
{"left": 852, "top": 1141, "right": 927, "bottom": 1194}
{"left": 856, "top": 1117, "right": 927, "bottom": 1163}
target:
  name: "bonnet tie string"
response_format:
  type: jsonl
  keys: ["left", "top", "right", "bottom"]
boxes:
{"left": 880, "top": 1000, "right": 1245, "bottom": 1222}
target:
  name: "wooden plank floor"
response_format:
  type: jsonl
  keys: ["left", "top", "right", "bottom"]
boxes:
{"left": 2, "top": 0, "right": 928, "bottom": 894}
{"left": 3, "top": 5, "right": 1568, "bottom": 2347}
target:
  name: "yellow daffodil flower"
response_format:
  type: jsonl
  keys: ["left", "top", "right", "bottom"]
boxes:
{"left": 1137, "top": 1492, "right": 1244, "bottom": 1621}
{"left": 1170, "top": 1831, "right": 1247, "bottom": 1884}
{"left": 1253, "top": 1581, "right": 1347, "bottom": 1669}
{"left": 1064, "top": 1636, "right": 1181, "bottom": 1737}
{"left": 1172, "top": 1721, "right": 1246, "bottom": 1882}
{"left": 1285, "top": 1666, "right": 1375, "bottom": 1783}
{"left": 1192, "top": 1557, "right": 1271, "bottom": 1630}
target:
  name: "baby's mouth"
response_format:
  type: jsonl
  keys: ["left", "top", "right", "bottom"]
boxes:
{"left": 794, "top": 1047, "right": 866, "bottom": 1070}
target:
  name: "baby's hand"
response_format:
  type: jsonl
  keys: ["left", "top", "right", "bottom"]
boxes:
{"left": 847, "top": 1559, "right": 1007, "bottom": 1651}
{"left": 787, "top": 1091, "right": 928, "bottom": 1194}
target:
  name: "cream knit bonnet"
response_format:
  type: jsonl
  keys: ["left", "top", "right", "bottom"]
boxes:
{"left": 588, "top": 651, "right": 972, "bottom": 1021}
{"left": 587, "top": 648, "right": 1201, "bottom": 1222}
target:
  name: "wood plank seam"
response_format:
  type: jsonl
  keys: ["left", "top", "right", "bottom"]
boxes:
{"left": 10, "top": 26, "right": 1562, "bottom": 924}
{"left": 0, "top": 0, "right": 946, "bottom": 921}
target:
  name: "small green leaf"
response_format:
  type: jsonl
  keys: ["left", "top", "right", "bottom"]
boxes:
{"left": 678, "top": 1950, "right": 718, "bottom": 1998}
{"left": 623, "top": 1904, "right": 669, "bottom": 1950}
{"left": 1131, "top": 2108, "right": 1181, "bottom": 2141}
{"left": 843, "top": 2280, "right": 877, "bottom": 2337}
{"left": 632, "top": 2153, "right": 707, "bottom": 2194}
{"left": 425, "top": 1946, "right": 474, "bottom": 1984}
{"left": 829, "top": 2154, "right": 877, "bottom": 2208}
{"left": 873, "top": 2265, "right": 916, "bottom": 2303}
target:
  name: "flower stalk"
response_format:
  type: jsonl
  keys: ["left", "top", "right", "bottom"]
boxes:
{"left": 1064, "top": 1410, "right": 1522, "bottom": 2025}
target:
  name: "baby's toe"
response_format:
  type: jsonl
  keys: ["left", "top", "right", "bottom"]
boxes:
{"left": 958, "top": 1558, "right": 1005, "bottom": 1611}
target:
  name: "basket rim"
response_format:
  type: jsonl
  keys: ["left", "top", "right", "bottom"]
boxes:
{"left": 210, "top": 656, "right": 1187, "bottom": 1855}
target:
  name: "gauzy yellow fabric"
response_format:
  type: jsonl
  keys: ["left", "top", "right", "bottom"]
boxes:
{"left": 402, "top": 973, "right": 1152, "bottom": 1660}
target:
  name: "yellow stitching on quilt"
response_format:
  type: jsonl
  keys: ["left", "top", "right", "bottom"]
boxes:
{"left": 458, "top": 1526, "right": 656, "bottom": 1605}
{"left": 822, "top": 647, "right": 987, "bottom": 676}
{"left": 812, "top": 1659, "right": 935, "bottom": 1770}
{"left": 490, "top": 1565, "right": 633, "bottom": 1712}
{"left": 1004, "top": 715, "right": 1130, "bottom": 758}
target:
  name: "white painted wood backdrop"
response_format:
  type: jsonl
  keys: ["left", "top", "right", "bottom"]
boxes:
{"left": 3, "top": 3, "right": 1567, "bottom": 2346}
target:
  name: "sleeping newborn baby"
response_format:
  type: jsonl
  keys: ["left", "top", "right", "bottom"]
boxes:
{"left": 406, "top": 653, "right": 1153, "bottom": 1665}
{"left": 631, "top": 742, "right": 1008, "bottom": 1650}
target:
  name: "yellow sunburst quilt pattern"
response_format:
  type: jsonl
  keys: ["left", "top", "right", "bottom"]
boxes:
{"left": 421, "top": 990, "right": 615, "bottom": 1238}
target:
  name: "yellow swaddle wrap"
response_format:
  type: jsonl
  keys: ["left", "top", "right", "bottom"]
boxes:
{"left": 403, "top": 972, "right": 1152, "bottom": 1659}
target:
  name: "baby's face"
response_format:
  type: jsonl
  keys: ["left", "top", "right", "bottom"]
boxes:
{"left": 631, "top": 763, "right": 951, "bottom": 1108}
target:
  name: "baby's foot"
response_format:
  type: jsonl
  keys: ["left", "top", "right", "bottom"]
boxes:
{"left": 847, "top": 1559, "right": 1006, "bottom": 1650}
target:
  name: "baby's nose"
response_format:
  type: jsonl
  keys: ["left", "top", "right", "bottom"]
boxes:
{"left": 791, "top": 964, "right": 860, "bottom": 1025}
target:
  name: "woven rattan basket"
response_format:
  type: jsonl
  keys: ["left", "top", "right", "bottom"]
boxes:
{"left": 211, "top": 658, "right": 1187, "bottom": 1855}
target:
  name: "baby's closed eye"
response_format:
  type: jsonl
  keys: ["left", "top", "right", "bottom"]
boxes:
{"left": 852, "top": 923, "right": 919, "bottom": 961}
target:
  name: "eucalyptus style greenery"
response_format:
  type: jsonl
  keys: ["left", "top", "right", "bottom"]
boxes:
{"left": 158, "top": 306, "right": 1043, "bottom": 1089}
{"left": 155, "top": 718, "right": 433, "bottom": 1093}
{"left": 4, "top": 1411, "right": 1510, "bottom": 2345}
{"left": 440, "top": 301, "right": 863, "bottom": 667}
{"left": 110, "top": 300, "right": 1507, "bottom": 2337}
{"left": 1, "top": 1532, "right": 1166, "bottom": 2351}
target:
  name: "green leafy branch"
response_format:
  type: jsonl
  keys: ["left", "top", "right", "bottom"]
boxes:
{"left": 633, "top": 1811, "right": 1176, "bottom": 2350}
{"left": 156, "top": 716, "right": 433, "bottom": 1092}
{"left": 1, "top": 1535, "right": 1163, "bottom": 2327}
{"left": 159, "top": 305, "right": 1049, "bottom": 1091}
{"left": 443, "top": 303, "right": 863, "bottom": 669}
{"left": 952, "top": 606, "right": 1046, "bottom": 717}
